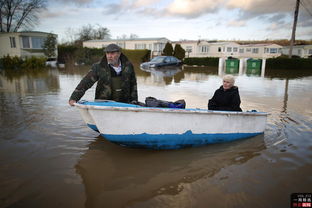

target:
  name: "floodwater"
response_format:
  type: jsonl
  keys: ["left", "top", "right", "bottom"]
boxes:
{"left": 0, "top": 65, "right": 311, "bottom": 208}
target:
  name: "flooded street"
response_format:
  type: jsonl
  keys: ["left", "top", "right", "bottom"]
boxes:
{"left": 0, "top": 65, "right": 311, "bottom": 208}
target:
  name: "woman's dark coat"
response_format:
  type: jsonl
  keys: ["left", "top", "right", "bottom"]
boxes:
{"left": 208, "top": 86, "right": 242, "bottom": 111}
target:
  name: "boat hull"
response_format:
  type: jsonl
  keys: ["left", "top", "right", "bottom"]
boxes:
{"left": 76, "top": 106, "right": 99, "bottom": 132}
{"left": 75, "top": 101, "right": 269, "bottom": 149}
{"left": 103, "top": 131, "right": 261, "bottom": 149}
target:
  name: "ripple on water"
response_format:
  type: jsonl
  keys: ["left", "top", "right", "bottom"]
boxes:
{"left": 263, "top": 110, "right": 312, "bottom": 170}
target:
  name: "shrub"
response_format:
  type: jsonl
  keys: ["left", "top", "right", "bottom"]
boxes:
{"left": 57, "top": 45, "right": 151, "bottom": 66}
{"left": 57, "top": 44, "right": 79, "bottom": 65}
{"left": 21, "top": 56, "right": 46, "bottom": 69}
{"left": 184, "top": 57, "right": 219, "bottom": 66}
{"left": 162, "top": 42, "right": 173, "bottom": 56}
{"left": 122, "top": 49, "right": 151, "bottom": 65}
{"left": 43, "top": 34, "right": 57, "bottom": 58}
{"left": 83, "top": 48, "right": 103, "bottom": 64}
{"left": 1, "top": 55, "right": 23, "bottom": 69}
{"left": 173, "top": 44, "right": 186, "bottom": 60}
{"left": 266, "top": 57, "right": 312, "bottom": 70}
{"left": 0, "top": 55, "right": 46, "bottom": 70}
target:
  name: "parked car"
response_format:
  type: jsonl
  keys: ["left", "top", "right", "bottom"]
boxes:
{"left": 45, "top": 58, "right": 57, "bottom": 68}
{"left": 140, "top": 56, "right": 182, "bottom": 69}
{"left": 141, "top": 67, "right": 182, "bottom": 77}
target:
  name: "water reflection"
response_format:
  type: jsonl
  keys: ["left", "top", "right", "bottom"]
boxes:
{"left": 58, "top": 65, "right": 92, "bottom": 76}
{"left": 139, "top": 66, "right": 182, "bottom": 85}
{"left": 56, "top": 64, "right": 312, "bottom": 85}
{"left": 182, "top": 66, "right": 218, "bottom": 82}
{"left": 138, "top": 65, "right": 219, "bottom": 86}
{"left": 76, "top": 135, "right": 265, "bottom": 208}
{"left": 0, "top": 65, "right": 311, "bottom": 208}
{"left": 0, "top": 69, "right": 60, "bottom": 94}
{"left": 140, "top": 66, "right": 182, "bottom": 77}
{"left": 265, "top": 68, "right": 312, "bottom": 79}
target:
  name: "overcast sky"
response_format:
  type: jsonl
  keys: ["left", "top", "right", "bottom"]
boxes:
{"left": 36, "top": 0, "right": 312, "bottom": 42}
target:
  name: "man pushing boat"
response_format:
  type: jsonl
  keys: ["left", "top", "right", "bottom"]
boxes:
{"left": 68, "top": 43, "right": 138, "bottom": 106}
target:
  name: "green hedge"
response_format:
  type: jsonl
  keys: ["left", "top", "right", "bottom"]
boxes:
{"left": 0, "top": 55, "right": 46, "bottom": 70}
{"left": 266, "top": 57, "right": 312, "bottom": 70}
{"left": 184, "top": 57, "right": 219, "bottom": 67}
{"left": 1, "top": 55, "right": 22, "bottom": 69}
{"left": 21, "top": 56, "right": 46, "bottom": 69}
{"left": 57, "top": 45, "right": 151, "bottom": 66}
{"left": 57, "top": 45, "right": 80, "bottom": 65}
{"left": 83, "top": 48, "right": 104, "bottom": 65}
{"left": 122, "top": 49, "right": 150, "bottom": 65}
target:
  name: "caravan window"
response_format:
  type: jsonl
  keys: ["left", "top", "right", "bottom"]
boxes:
{"left": 10, "top": 37, "right": 16, "bottom": 48}
{"left": 252, "top": 48, "right": 259, "bottom": 53}
{"left": 269, "top": 48, "right": 277, "bottom": 53}
{"left": 117, "top": 42, "right": 125, "bottom": 48}
{"left": 201, "top": 45, "right": 209, "bottom": 53}
{"left": 22, "top": 36, "right": 30, "bottom": 48}
{"left": 186, "top": 46, "right": 192, "bottom": 52}
{"left": 31, "top": 37, "right": 45, "bottom": 49}
{"left": 135, "top": 43, "right": 146, "bottom": 49}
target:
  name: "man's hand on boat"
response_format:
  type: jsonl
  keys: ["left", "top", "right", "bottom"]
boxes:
{"left": 69, "top": 100, "right": 76, "bottom": 106}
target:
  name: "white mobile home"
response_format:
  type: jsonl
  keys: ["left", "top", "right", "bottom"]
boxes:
{"left": 173, "top": 40, "right": 201, "bottom": 58}
{"left": 83, "top": 37, "right": 283, "bottom": 59}
{"left": 207, "top": 42, "right": 241, "bottom": 58}
{"left": 174, "top": 41, "right": 282, "bottom": 59}
{"left": 83, "top": 38, "right": 169, "bottom": 57}
{"left": 177, "top": 41, "right": 241, "bottom": 58}
{"left": 0, "top": 31, "right": 57, "bottom": 58}
{"left": 240, "top": 43, "right": 282, "bottom": 59}
{"left": 282, "top": 45, "right": 312, "bottom": 58}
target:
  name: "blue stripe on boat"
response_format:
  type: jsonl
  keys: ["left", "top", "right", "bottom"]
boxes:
{"left": 87, "top": 123, "right": 99, "bottom": 132}
{"left": 101, "top": 130, "right": 263, "bottom": 150}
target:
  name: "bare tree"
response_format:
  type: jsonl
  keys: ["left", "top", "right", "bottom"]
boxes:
{"left": 0, "top": 0, "right": 47, "bottom": 32}
{"left": 116, "top": 34, "right": 139, "bottom": 39}
{"left": 64, "top": 27, "right": 78, "bottom": 44}
{"left": 94, "top": 25, "right": 110, "bottom": 40}
{"left": 78, "top": 24, "right": 94, "bottom": 42}
{"left": 75, "top": 24, "right": 110, "bottom": 45}
{"left": 129, "top": 33, "right": 138, "bottom": 39}
{"left": 117, "top": 34, "right": 128, "bottom": 40}
{"left": 77, "top": 24, "right": 111, "bottom": 41}
{"left": 0, "top": 0, "right": 4, "bottom": 31}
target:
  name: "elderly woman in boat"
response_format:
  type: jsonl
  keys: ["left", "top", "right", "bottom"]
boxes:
{"left": 208, "top": 74, "right": 242, "bottom": 112}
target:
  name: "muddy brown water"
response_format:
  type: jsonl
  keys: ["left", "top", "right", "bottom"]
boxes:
{"left": 0, "top": 65, "right": 311, "bottom": 208}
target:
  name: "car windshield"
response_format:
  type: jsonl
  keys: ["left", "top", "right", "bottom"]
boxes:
{"left": 150, "top": 56, "right": 166, "bottom": 63}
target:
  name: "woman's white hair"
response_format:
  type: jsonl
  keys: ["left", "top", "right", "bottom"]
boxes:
{"left": 223, "top": 74, "right": 235, "bottom": 84}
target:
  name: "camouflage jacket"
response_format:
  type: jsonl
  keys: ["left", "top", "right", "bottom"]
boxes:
{"left": 69, "top": 53, "right": 138, "bottom": 103}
